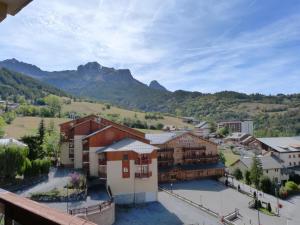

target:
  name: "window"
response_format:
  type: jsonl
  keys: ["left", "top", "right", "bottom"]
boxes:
{"left": 289, "top": 155, "right": 291, "bottom": 158}
{"left": 298, "top": 154, "right": 300, "bottom": 158}
{"left": 294, "top": 162, "right": 296, "bottom": 166}
{"left": 123, "top": 167, "right": 129, "bottom": 173}
{"left": 266, "top": 170, "right": 268, "bottom": 173}
{"left": 293, "top": 155, "right": 296, "bottom": 158}
{"left": 123, "top": 154, "right": 129, "bottom": 160}
{"left": 289, "top": 162, "right": 292, "bottom": 166}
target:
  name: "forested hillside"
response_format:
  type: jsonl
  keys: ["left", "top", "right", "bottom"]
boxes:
{"left": 1, "top": 59, "right": 300, "bottom": 137}
{"left": 0, "top": 68, "right": 67, "bottom": 100}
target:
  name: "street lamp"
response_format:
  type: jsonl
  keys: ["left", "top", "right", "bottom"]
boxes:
{"left": 170, "top": 183, "right": 173, "bottom": 193}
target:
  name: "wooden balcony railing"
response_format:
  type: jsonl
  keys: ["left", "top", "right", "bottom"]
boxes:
{"left": 135, "top": 158, "right": 152, "bottom": 165}
{"left": 135, "top": 171, "right": 152, "bottom": 178}
{"left": 158, "top": 157, "right": 174, "bottom": 162}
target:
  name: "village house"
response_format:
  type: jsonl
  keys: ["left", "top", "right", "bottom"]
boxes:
{"left": 59, "top": 115, "right": 158, "bottom": 204}
{"left": 229, "top": 155, "right": 288, "bottom": 182}
{"left": 146, "top": 132, "right": 225, "bottom": 182}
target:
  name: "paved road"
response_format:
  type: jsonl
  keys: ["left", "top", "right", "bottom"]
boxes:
{"left": 115, "top": 191, "right": 221, "bottom": 225}
{"left": 161, "top": 179, "right": 287, "bottom": 225}
{"left": 231, "top": 178, "right": 300, "bottom": 225}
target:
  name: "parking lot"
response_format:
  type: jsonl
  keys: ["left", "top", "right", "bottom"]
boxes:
{"left": 160, "top": 179, "right": 288, "bottom": 225}
{"left": 115, "top": 191, "right": 221, "bottom": 225}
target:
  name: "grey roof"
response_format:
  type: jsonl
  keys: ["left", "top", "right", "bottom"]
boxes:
{"left": 195, "top": 121, "right": 208, "bottom": 128}
{"left": 96, "top": 138, "right": 159, "bottom": 154}
{"left": 257, "top": 136, "right": 300, "bottom": 153}
{"left": 145, "top": 132, "right": 182, "bottom": 145}
{"left": 225, "top": 132, "right": 248, "bottom": 140}
{"left": 0, "top": 138, "right": 27, "bottom": 147}
{"left": 240, "top": 156, "right": 283, "bottom": 170}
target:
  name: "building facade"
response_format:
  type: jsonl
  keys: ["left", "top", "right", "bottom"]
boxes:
{"left": 229, "top": 155, "right": 288, "bottom": 182}
{"left": 59, "top": 115, "right": 158, "bottom": 204}
{"left": 146, "top": 132, "right": 225, "bottom": 182}
{"left": 217, "top": 120, "right": 253, "bottom": 135}
{"left": 256, "top": 137, "right": 300, "bottom": 168}
{"left": 194, "top": 121, "right": 211, "bottom": 137}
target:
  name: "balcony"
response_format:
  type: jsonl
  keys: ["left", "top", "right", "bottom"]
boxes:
{"left": 98, "top": 159, "right": 107, "bottom": 165}
{"left": 82, "top": 152, "right": 89, "bottom": 163}
{"left": 158, "top": 157, "right": 174, "bottom": 162}
{"left": 135, "top": 171, "right": 152, "bottom": 178}
{"left": 135, "top": 158, "right": 152, "bottom": 165}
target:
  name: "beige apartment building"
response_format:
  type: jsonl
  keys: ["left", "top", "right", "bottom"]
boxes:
{"left": 59, "top": 115, "right": 158, "bottom": 204}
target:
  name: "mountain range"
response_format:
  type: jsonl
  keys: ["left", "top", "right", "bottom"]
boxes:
{"left": 0, "top": 58, "right": 300, "bottom": 137}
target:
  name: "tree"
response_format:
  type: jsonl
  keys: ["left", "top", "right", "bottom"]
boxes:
{"left": 21, "top": 135, "right": 44, "bottom": 160}
{"left": 219, "top": 151, "right": 226, "bottom": 165}
{"left": 217, "top": 126, "right": 229, "bottom": 137}
{"left": 250, "top": 156, "right": 263, "bottom": 188}
{"left": 44, "top": 95, "right": 62, "bottom": 117}
{"left": 0, "top": 116, "right": 6, "bottom": 138}
{"left": 259, "top": 176, "right": 272, "bottom": 194}
{"left": 244, "top": 170, "right": 251, "bottom": 185}
{"left": 233, "top": 168, "right": 243, "bottom": 180}
{"left": 42, "top": 130, "right": 60, "bottom": 161}
{"left": 0, "top": 145, "right": 28, "bottom": 179}
{"left": 38, "top": 119, "right": 45, "bottom": 145}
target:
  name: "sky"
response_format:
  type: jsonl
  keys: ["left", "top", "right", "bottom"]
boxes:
{"left": 0, "top": 0, "right": 300, "bottom": 94}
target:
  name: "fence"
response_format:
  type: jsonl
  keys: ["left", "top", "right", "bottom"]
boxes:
{"left": 69, "top": 199, "right": 113, "bottom": 215}
{"left": 159, "top": 186, "right": 238, "bottom": 225}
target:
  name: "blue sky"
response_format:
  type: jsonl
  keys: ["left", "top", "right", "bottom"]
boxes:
{"left": 0, "top": 0, "right": 300, "bottom": 94}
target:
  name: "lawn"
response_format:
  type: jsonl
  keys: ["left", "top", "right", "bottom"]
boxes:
{"left": 219, "top": 148, "right": 240, "bottom": 167}
{"left": 4, "top": 116, "right": 69, "bottom": 139}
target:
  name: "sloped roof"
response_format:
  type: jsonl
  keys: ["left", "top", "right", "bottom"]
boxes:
{"left": 96, "top": 138, "right": 158, "bottom": 154}
{"left": 146, "top": 132, "right": 179, "bottom": 145}
{"left": 257, "top": 136, "right": 300, "bottom": 153}
{"left": 240, "top": 156, "right": 283, "bottom": 170}
{"left": 195, "top": 121, "right": 208, "bottom": 128}
{"left": 0, "top": 138, "right": 27, "bottom": 147}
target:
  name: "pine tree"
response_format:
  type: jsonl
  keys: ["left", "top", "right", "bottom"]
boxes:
{"left": 38, "top": 119, "right": 45, "bottom": 145}
{"left": 250, "top": 156, "right": 263, "bottom": 188}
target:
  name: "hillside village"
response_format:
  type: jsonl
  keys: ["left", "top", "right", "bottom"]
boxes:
{"left": 1, "top": 1, "right": 300, "bottom": 225}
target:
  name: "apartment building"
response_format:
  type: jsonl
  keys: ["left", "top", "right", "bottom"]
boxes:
{"left": 217, "top": 120, "right": 253, "bottom": 135}
{"left": 59, "top": 115, "right": 158, "bottom": 204}
{"left": 256, "top": 137, "right": 300, "bottom": 168}
{"left": 146, "top": 132, "right": 225, "bottom": 182}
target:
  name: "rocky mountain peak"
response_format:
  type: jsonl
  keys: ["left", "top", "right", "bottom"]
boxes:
{"left": 149, "top": 80, "right": 168, "bottom": 91}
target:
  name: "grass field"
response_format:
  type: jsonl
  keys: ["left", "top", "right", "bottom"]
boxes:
{"left": 63, "top": 101, "right": 191, "bottom": 128}
{"left": 4, "top": 117, "right": 69, "bottom": 139}
{"left": 219, "top": 148, "right": 240, "bottom": 167}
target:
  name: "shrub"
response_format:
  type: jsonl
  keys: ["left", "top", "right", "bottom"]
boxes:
{"left": 233, "top": 168, "right": 243, "bottom": 180}
{"left": 0, "top": 145, "right": 28, "bottom": 179}
{"left": 267, "top": 202, "right": 272, "bottom": 212}
{"left": 244, "top": 170, "right": 251, "bottom": 185}
{"left": 24, "top": 158, "right": 51, "bottom": 177}
{"left": 285, "top": 181, "right": 299, "bottom": 193}
{"left": 259, "top": 176, "right": 272, "bottom": 194}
